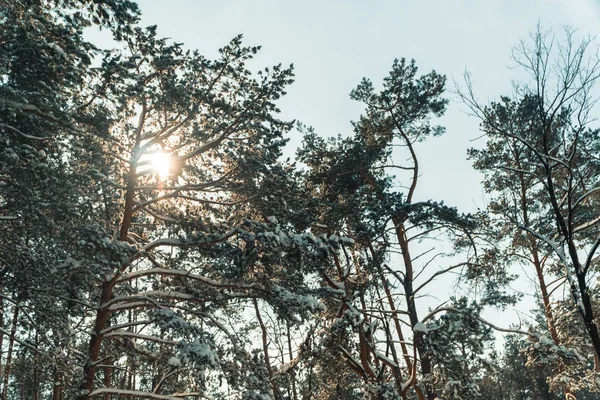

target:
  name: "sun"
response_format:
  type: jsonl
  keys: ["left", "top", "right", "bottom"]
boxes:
{"left": 150, "top": 152, "right": 172, "bottom": 179}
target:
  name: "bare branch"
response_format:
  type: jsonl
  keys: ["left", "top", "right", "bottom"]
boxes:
{"left": 413, "top": 262, "right": 472, "bottom": 295}
{"left": 0, "top": 123, "right": 50, "bottom": 141}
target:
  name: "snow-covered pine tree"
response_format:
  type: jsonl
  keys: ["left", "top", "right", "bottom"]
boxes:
{"left": 0, "top": 1, "right": 139, "bottom": 397}
{"left": 296, "top": 59, "right": 515, "bottom": 399}
{"left": 1, "top": 1, "right": 335, "bottom": 398}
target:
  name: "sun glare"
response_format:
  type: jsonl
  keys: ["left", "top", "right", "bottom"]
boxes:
{"left": 150, "top": 152, "right": 172, "bottom": 179}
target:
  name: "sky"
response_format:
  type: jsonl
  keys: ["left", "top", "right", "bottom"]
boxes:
{"left": 129, "top": 0, "right": 600, "bottom": 214}
{"left": 88, "top": 0, "right": 600, "bottom": 329}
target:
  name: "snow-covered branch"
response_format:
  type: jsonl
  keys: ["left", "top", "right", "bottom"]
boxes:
{"left": 104, "top": 330, "right": 178, "bottom": 345}
{"left": 583, "top": 236, "right": 600, "bottom": 275}
{"left": 133, "top": 193, "right": 257, "bottom": 213}
{"left": 142, "top": 228, "right": 238, "bottom": 251}
{"left": 573, "top": 214, "right": 600, "bottom": 234}
{"left": 518, "top": 225, "right": 568, "bottom": 267}
{"left": 87, "top": 388, "right": 204, "bottom": 399}
{"left": 100, "top": 320, "right": 152, "bottom": 335}
{"left": 420, "top": 306, "right": 535, "bottom": 337}
{"left": 116, "top": 268, "right": 257, "bottom": 290}
{"left": 572, "top": 186, "right": 600, "bottom": 211}
{"left": 0, "top": 328, "right": 43, "bottom": 354}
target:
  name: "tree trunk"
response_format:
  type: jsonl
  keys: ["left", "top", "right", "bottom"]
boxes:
{"left": 0, "top": 291, "right": 4, "bottom": 383}
{"left": 80, "top": 279, "right": 115, "bottom": 399}
{"left": 358, "top": 167, "right": 436, "bottom": 399}
{"left": 576, "top": 270, "right": 600, "bottom": 360}
{"left": 394, "top": 218, "right": 437, "bottom": 400}
{"left": 254, "top": 299, "right": 279, "bottom": 399}
{"left": 518, "top": 170, "right": 560, "bottom": 345}
{"left": 286, "top": 322, "right": 298, "bottom": 400}
{"left": 80, "top": 140, "right": 139, "bottom": 399}
{"left": 373, "top": 258, "right": 421, "bottom": 399}
{"left": 516, "top": 148, "right": 574, "bottom": 399}
{"left": 103, "top": 363, "right": 112, "bottom": 400}
{"left": 52, "top": 367, "right": 63, "bottom": 400}
{"left": 33, "top": 331, "right": 39, "bottom": 400}
{"left": 542, "top": 144, "right": 600, "bottom": 362}
{"left": 2, "top": 304, "right": 19, "bottom": 400}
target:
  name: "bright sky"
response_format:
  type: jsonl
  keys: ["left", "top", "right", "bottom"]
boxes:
{"left": 132, "top": 0, "right": 600, "bottom": 215}
{"left": 90, "top": 1, "right": 600, "bottom": 330}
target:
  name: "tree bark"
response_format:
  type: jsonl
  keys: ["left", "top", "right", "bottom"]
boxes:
{"left": 2, "top": 304, "right": 19, "bottom": 400}
{"left": 0, "top": 290, "right": 4, "bottom": 384}
{"left": 358, "top": 166, "right": 437, "bottom": 399}
{"left": 33, "top": 331, "right": 39, "bottom": 400}
{"left": 103, "top": 363, "right": 112, "bottom": 400}
{"left": 254, "top": 299, "right": 279, "bottom": 399}
{"left": 516, "top": 161, "right": 560, "bottom": 345}
{"left": 286, "top": 322, "right": 298, "bottom": 400}
{"left": 80, "top": 141, "right": 140, "bottom": 399}
{"left": 80, "top": 278, "right": 116, "bottom": 398}
{"left": 51, "top": 367, "right": 63, "bottom": 400}
{"left": 394, "top": 219, "right": 436, "bottom": 400}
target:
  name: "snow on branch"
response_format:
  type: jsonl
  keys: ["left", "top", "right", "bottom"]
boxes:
{"left": 108, "top": 291, "right": 196, "bottom": 306}
{"left": 100, "top": 320, "right": 152, "bottom": 335}
{"left": 518, "top": 225, "right": 568, "bottom": 267}
{"left": 108, "top": 300, "right": 153, "bottom": 312}
{"left": 140, "top": 206, "right": 180, "bottom": 223}
{"left": 116, "top": 268, "right": 257, "bottom": 290}
{"left": 573, "top": 215, "right": 600, "bottom": 234}
{"left": 133, "top": 193, "right": 258, "bottom": 213}
{"left": 134, "top": 169, "right": 238, "bottom": 192}
{"left": 142, "top": 228, "right": 238, "bottom": 252}
{"left": 0, "top": 328, "right": 43, "bottom": 354}
{"left": 104, "top": 330, "right": 178, "bottom": 345}
{"left": 338, "top": 345, "right": 368, "bottom": 378}
{"left": 374, "top": 351, "right": 399, "bottom": 369}
{"left": 87, "top": 388, "right": 199, "bottom": 399}
{"left": 584, "top": 236, "right": 600, "bottom": 275}
{"left": 573, "top": 186, "right": 600, "bottom": 211}
{"left": 421, "top": 306, "right": 535, "bottom": 337}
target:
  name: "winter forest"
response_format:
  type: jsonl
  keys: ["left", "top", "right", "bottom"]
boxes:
{"left": 2, "top": 0, "right": 600, "bottom": 399}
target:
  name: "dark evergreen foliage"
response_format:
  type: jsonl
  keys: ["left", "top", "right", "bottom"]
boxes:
{"left": 1, "top": 3, "right": 599, "bottom": 399}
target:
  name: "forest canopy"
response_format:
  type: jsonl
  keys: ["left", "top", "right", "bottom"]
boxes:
{"left": 1, "top": 1, "right": 600, "bottom": 399}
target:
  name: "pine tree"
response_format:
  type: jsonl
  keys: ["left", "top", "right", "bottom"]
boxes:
{"left": 1, "top": 0, "right": 139, "bottom": 396}
{"left": 1, "top": 1, "right": 334, "bottom": 398}
{"left": 297, "top": 58, "right": 515, "bottom": 399}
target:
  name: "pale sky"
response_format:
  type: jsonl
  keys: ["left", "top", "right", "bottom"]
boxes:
{"left": 132, "top": 0, "right": 600, "bottom": 214}
{"left": 89, "top": 1, "right": 600, "bottom": 329}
